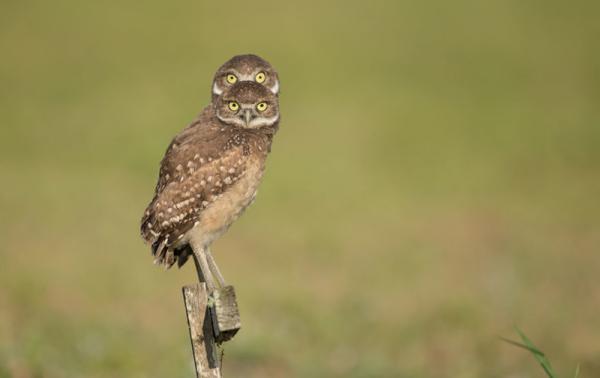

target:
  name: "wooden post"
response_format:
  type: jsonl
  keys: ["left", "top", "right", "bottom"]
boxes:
{"left": 182, "top": 255, "right": 242, "bottom": 377}
{"left": 211, "top": 285, "right": 241, "bottom": 343}
{"left": 182, "top": 283, "right": 222, "bottom": 378}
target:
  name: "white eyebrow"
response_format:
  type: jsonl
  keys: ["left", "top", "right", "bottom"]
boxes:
{"left": 270, "top": 79, "right": 279, "bottom": 94}
{"left": 212, "top": 82, "right": 223, "bottom": 95}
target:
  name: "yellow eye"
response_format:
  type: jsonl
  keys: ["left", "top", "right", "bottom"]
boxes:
{"left": 226, "top": 74, "right": 237, "bottom": 84}
{"left": 256, "top": 102, "right": 268, "bottom": 112}
{"left": 228, "top": 101, "right": 239, "bottom": 111}
{"left": 255, "top": 72, "right": 266, "bottom": 83}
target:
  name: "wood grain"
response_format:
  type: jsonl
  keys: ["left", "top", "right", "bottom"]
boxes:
{"left": 182, "top": 283, "right": 221, "bottom": 378}
{"left": 211, "top": 285, "right": 241, "bottom": 343}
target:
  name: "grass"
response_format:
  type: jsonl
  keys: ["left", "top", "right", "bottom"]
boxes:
{"left": 1, "top": 0, "right": 600, "bottom": 377}
{"left": 503, "top": 327, "right": 581, "bottom": 378}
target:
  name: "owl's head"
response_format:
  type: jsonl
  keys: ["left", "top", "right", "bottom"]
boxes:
{"left": 215, "top": 81, "right": 279, "bottom": 129}
{"left": 212, "top": 54, "right": 279, "bottom": 100}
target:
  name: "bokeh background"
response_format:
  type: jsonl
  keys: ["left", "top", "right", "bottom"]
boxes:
{"left": 1, "top": 0, "right": 599, "bottom": 377}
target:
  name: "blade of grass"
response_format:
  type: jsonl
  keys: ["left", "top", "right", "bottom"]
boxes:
{"left": 574, "top": 363, "right": 580, "bottom": 378}
{"left": 500, "top": 336, "right": 545, "bottom": 356}
{"left": 514, "top": 327, "right": 558, "bottom": 378}
{"left": 502, "top": 338, "right": 557, "bottom": 378}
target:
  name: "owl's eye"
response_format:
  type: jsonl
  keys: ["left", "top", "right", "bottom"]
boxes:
{"left": 256, "top": 102, "right": 268, "bottom": 112}
{"left": 228, "top": 101, "right": 239, "bottom": 111}
{"left": 226, "top": 74, "right": 237, "bottom": 84}
{"left": 255, "top": 72, "right": 266, "bottom": 83}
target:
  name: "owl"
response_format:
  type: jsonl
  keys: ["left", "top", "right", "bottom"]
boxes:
{"left": 211, "top": 54, "right": 280, "bottom": 100}
{"left": 195, "top": 54, "right": 280, "bottom": 122}
{"left": 140, "top": 81, "right": 280, "bottom": 289}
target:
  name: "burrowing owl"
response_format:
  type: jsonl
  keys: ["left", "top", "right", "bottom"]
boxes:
{"left": 211, "top": 54, "right": 280, "bottom": 99}
{"left": 140, "top": 81, "right": 280, "bottom": 289}
{"left": 195, "top": 54, "right": 280, "bottom": 122}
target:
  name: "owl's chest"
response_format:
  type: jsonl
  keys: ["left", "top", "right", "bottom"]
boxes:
{"left": 188, "top": 157, "right": 265, "bottom": 246}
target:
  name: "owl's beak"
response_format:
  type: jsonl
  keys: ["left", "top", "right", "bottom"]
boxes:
{"left": 243, "top": 109, "right": 252, "bottom": 126}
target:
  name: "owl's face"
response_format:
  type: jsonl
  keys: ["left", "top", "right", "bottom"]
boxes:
{"left": 215, "top": 81, "right": 279, "bottom": 129}
{"left": 212, "top": 54, "right": 279, "bottom": 100}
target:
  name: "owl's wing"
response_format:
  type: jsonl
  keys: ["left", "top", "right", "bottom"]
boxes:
{"left": 140, "top": 134, "right": 247, "bottom": 267}
{"left": 153, "top": 107, "right": 216, "bottom": 193}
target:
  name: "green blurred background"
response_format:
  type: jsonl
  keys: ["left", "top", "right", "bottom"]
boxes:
{"left": 1, "top": 0, "right": 599, "bottom": 377}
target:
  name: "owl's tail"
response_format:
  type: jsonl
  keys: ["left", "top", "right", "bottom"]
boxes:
{"left": 150, "top": 239, "right": 192, "bottom": 268}
{"left": 141, "top": 207, "right": 192, "bottom": 269}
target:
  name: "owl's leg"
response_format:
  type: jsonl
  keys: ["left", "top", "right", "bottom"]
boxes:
{"left": 206, "top": 248, "right": 227, "bottom": 287}
{"left": 190, "top": 245, "right": 216, "bottom": 291}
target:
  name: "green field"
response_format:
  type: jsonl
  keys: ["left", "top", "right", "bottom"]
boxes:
{"left": 1, "top": 1, "right": 599, "bottom": 377}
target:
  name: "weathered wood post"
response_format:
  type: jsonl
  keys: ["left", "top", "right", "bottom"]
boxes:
{"left": 182, "top": 283, "right": 221, "bottom": 377}
{"left": 182, "top": 257, "right": 241, "bottom": 377}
